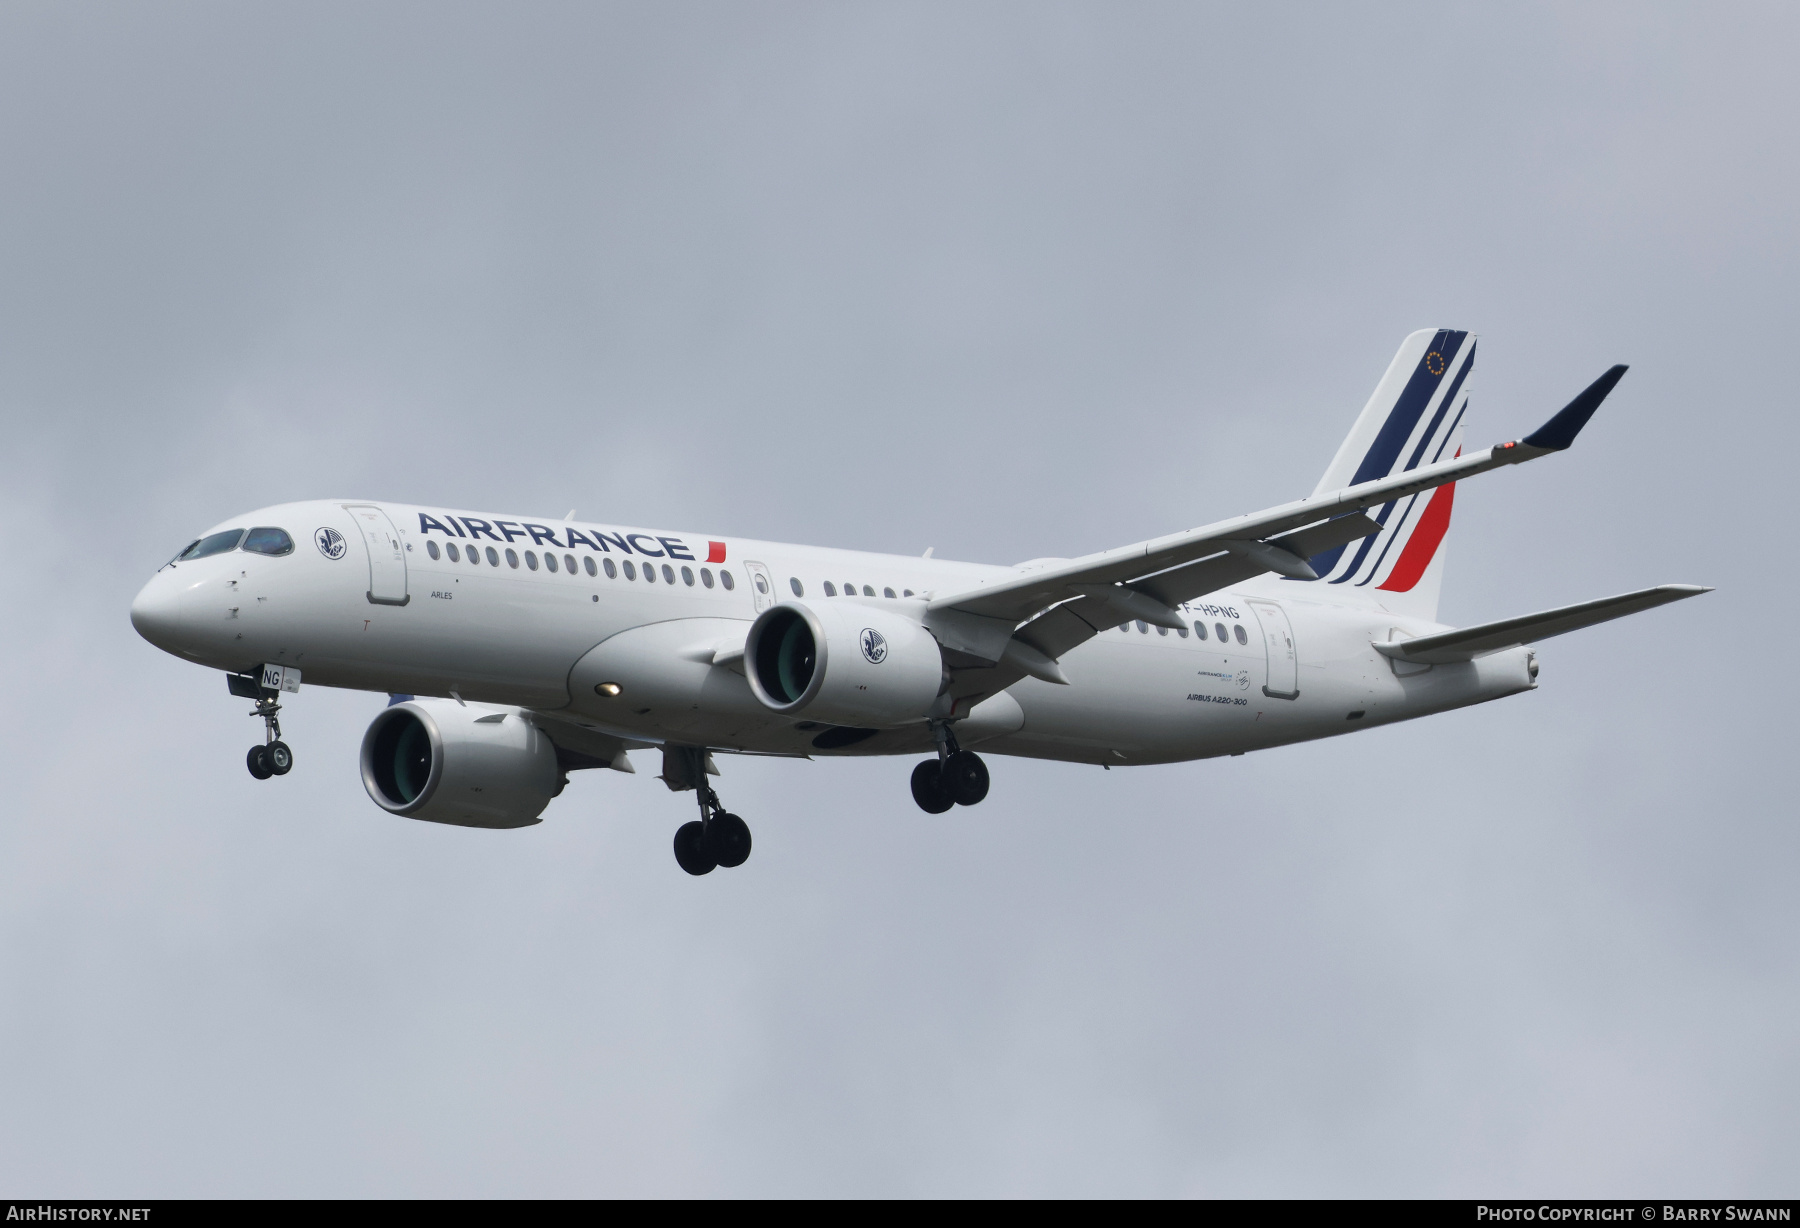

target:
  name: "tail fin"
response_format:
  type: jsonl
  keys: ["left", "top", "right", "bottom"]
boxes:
{"left": 1298, "top": 328, "right": 1474, "bottom": 621}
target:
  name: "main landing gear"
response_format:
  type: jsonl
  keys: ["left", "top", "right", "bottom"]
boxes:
{"left": 910, "top": 721, "right": 989, "bottom": 813}
{"left": 244, "top": 691, "right": 294, "bottom": 781}
{"left": 673, "top": 784, "right": 752, "bottom": 876}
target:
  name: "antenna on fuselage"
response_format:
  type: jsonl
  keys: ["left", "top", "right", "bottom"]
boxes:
{"left": 565, "top": 509, "right": 576, "bottom": 520}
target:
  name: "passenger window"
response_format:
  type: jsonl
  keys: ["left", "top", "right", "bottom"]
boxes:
{"left": 426, "top": 540, "right": 441, "bottom": 560}
{"left": 544, "top": 553, "right": 558, "bottom": 573}
{"left": 1194, "top": 621, "right": 1206, "bottom": 640}
{"left": 524, "top": 551, "right": 539, "bottom": 571}
{"left": 681, "top": 566, "right": 694, "bottom": 586}
{"left": 843, "top": 582, "right": 855, "bottom": 595}
{"left": 603, "top": 558, "right": 617, "bottom": 578}
{"left": 1157, "top": 625, "right": 1168, "bottom": 636}
{"left": 505, "top": 549, "right": 520, "bottom": 569}
{"left": 584, "top": 556, "right": 597, "bottom": 577}
{"left": 663, "top": 565, "right": 676, "bottom": 584}
{"left": 446, "top": 543, "right": 460, "bottom": 562}
{"left": 178, "top": 529, "right": 245, "bottom": 560}
{"left": 720, "top": 570, "right": 735, "bottom": 591}
{"left": 486, "top": 547, "right": 500, "bottom": 566}
{"left": 242, "top": 527, "right": 294, "bottom": 556}
{"left": 623, "top": 561, "right": 637, "bottom": 580}
{"left": 861, "top": 585, "right": 874, "bottom": 597}
{"left": 644, "top": 563, "right": 656, "bottom": 583}
{"left": 701, "top": 568, "right": 714, "bottom": 588}
{"left": 753, "top": 574, "right": 768, "bottom": 594}
{"left": 1234, "top": 624, "right": 1248, "bottom": 645}
{"left": 1214, "top": 622, "right": 1227, "bottom": 641}
{"left": 823, "top": 582, "right": 837, "bottom": 597}
{"left": 789, "top": 577, "right": 802, "bottom": 596}
{"left": 1136, "top": 620, "right": 1148, "bottom": 633}
{"left": 903, "top": 589, "right": 914, "bottom": 597}
{"left": 1177, "top": 626, "right": 1188, "bottom": 638}
{"left": 883, "top": 587, "right": 896, "bottom": 598}
{"left": 1120, "top": 624, "right": 1130, "bottom": 633}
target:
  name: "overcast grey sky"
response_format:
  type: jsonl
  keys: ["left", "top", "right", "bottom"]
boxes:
{"left": 1, "top": 1, "right": 1795, "bottom": 1197}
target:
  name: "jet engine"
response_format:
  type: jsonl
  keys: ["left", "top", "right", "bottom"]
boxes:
{"left": 360, "top": 699, "right": 562, "bottom": 829}
{"left": 744, "top": 601, "right": 945, "bottom": 727}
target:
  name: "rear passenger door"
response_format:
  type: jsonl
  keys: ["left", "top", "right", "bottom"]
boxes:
{"left": 1249, "top": 600, "right": 1298, "bottom": 698}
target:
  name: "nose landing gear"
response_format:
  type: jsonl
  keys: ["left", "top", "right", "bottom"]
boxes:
{"left": 910, "top": 721, "right": 989, "bottom": 812}
{"left": 242, "top": 688, "right": 293, "bottom": 781}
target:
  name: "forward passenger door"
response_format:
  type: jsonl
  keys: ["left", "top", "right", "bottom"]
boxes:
{"left": 345, "top": 504, "right": 409, "bottom": 606}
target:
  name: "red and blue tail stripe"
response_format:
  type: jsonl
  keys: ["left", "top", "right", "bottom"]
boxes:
{"left": 1299, "top": 329, "right": 1474, "bottom": 596}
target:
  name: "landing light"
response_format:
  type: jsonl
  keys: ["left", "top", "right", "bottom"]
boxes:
{"left": 595, "top": 682, "right": 622, "bottom": 697}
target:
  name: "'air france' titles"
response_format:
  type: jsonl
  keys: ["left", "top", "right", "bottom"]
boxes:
{"left": 416, "top": 513, "right": 726, "bottom": 564}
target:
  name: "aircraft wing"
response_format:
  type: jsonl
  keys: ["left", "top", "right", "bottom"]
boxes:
{"left": 1374, "top": 584, "right": 1711, "bottom": 665}
{"left": 526, "top": 710, "right": 652, "bottom": 772}
{"left": 998, "top": 513, "right": 1381, "bottom": 669}
{"left": 930, "top": 365, "right": 1629, "bottom": 639}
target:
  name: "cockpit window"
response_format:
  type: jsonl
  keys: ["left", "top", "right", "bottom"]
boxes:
{"left": 178, "top": 529, "right": 245, "bottom": 560}
{"left": 242, "top": 527, "right": 294, "bottom": 556}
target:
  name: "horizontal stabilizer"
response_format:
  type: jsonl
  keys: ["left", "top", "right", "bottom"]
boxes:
{"left": 1374, "top": 583, "right": 1711, "bottom": 664}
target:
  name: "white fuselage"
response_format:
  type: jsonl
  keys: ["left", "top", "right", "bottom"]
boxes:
{"left": 130, "top": 500, "right": 1536, "bottom": 768}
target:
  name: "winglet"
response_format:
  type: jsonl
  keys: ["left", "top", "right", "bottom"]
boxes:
{"left": 1520, "top": 364, "right": 1629, "bottom": 451}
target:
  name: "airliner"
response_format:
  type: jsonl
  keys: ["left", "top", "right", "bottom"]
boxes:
{"left": 131, "top": 330, "right": 1708, "bottom": 874}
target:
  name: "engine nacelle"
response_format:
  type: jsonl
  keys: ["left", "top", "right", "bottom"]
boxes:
{"left": 744, "top": 601, "right": 945, "bottom": 727}
{"left": 360, "top": 699, "right": 561, "bottom": 829}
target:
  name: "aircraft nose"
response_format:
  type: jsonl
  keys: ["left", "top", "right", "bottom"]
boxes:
{"left": 130, "top": 572, "right": 185, "bottom": 649}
